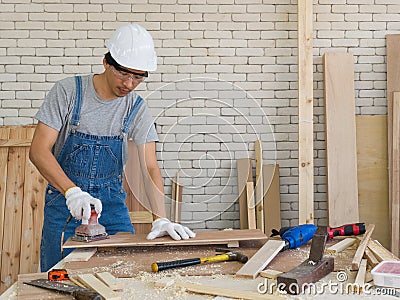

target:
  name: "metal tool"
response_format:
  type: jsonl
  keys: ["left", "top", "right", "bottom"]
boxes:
{"left": 71, "top": 204, "right": 108, "bottom": 242}
{"left": 151, "top": 249, "right": 248, "bottom": 272}
{"left": 48, "top": 268, "right": 69, "bottom": 281}
{"left": 277, "top": 226, "right": 334, "bottom": 295}
{"left": 24, "top": 278, "right": 102, "bottom": 300}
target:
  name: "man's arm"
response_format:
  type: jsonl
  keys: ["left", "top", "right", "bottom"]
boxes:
{"left": 137, "top": 141, "right": 167, "bottom": 218}
{"left": 29, "top": 122, "right": 75, "bottom": 194}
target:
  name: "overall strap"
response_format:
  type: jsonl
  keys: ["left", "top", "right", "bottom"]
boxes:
{"left": 71, "top": 76, "right": 83, "bottom": 130}
{"left": 120, "top": 96, "right": 144, "bottom": 138}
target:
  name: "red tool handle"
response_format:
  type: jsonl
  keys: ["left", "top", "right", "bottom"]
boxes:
{"left": 327, "top": 223, "right": 366, "bottom": 239}
{"left": 48, "top": 269, "right": 69, "bottom": 281}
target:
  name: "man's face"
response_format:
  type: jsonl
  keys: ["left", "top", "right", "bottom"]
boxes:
{"left": 103, "top": 58, "right": 147, "bottom": 97}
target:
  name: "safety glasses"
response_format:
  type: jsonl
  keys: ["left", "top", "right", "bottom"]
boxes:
{"left": 111, "top": 64, "right": 148, "bottom": 83}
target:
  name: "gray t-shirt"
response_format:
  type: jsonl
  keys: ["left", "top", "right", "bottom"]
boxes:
{"left": 35, "top": 74, "right": 158, "bottom": 165}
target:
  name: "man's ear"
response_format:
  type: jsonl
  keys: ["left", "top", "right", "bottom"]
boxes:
{"left": 103, "top": 57, "right": 109, "bottom": 69}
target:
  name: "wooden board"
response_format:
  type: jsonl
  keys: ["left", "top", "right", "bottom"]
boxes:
{"left": 298, "top": 0, "right": 314, "bottom": 225}
{"left": 77, "top": 274, "right": 120, "bottom": 300}
{"left": 170, "top": 172, "right": 182, "bottom": 223}
{"left": 326, "top": 238, "right": 356, "bottom": 253}
{"left": 236, "top": 158, "right": 252, "bottom": 229}
{"left": 263, "top": 164, "right": 281, "bottom": 235}
{"left": 351, "top": 224, "right": 375, "bottom": 270}
{"left": 63, "top": 229, "right": 268, "bottom": 249}
{"left": 246, "top": 182, "right": 256, "bottom": 229}
{"left": 254, "top": 140, "right": 264, "bottom": 232}
{"left": 391, "top": 92, "right": 400, "bottom": 256}
{"left": 356, "top": 116, "right": 390, "bottom": 249}
{"left": 367, "top": 239, "right": 400, "bottom": 262}
{"left": 323, "top": 52, "right": 359, "bottom": 227}
{"left": 236, "top": 239, "right": 285, "bottom": 279}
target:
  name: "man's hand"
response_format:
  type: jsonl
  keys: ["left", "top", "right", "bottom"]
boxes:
{"left": 65, "top": 187, "right": 102, "bottom": 221}
{"left": 146, "top": 218, "right": 196, "bottom": 240}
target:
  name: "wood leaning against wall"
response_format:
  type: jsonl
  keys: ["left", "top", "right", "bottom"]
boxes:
{"left": 0, "top": 125, "right": 47, "bottom": 294}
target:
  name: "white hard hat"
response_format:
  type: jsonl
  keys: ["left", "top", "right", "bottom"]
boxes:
{"left": 105, "top": 23, "right": 157, "bottom": 72}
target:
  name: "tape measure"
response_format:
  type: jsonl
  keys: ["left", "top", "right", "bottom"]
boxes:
{"left": 48, "top": 268, "right": 69, "bottom": 281}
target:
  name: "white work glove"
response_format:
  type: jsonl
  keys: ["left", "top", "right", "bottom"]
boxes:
{"left": 65, "top": 187, "right": 102, "bottom": 222}
{"left": 146, "top": 218, "right": 196, "bottom": 241}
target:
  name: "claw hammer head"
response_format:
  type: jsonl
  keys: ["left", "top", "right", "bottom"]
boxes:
{"left": 216, "top": 248, "right": 248, "bottom": 263}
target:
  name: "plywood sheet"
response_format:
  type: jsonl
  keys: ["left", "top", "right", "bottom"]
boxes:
{"left": 63, "top": 229, "right": 268, "bottom": 249}
{"left": 356, "top": 116, "right": 390, "bottom": 249}
{"left": 263, "top": 164, "right": 281, "bottom": 236}
{"left": 323, "top": 52, "right": 359, "bottom": 227}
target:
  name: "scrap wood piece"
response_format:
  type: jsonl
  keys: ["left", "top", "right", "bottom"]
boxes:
{"left": 95, "top": 272, "right": 123, "bottom": 291}
{"left": 263, "top": 164, "right": 281, "bottom": 236}
{"left": 236, "top": 239, "right": 285, "bottom": 279}
{"left": 237, "top": 158, "right": 252, "bottom": 229}
{"left": 254, "top": 140, "right": 264, "bottom": 232}
{"left": 259, "top": 269, "right": 282, "bottom": 279}
{"left": 64, "top": 247, "right": 97, "bottom": 262}
{"left": 326, "top": 238, "right": 356, "bottom": 253}
{"left": 246, "top": 182, "right": 256, "bottom": 229}
{"left": 77, "top": 273, "right": 120, "bottom": 300}
{"left": 367, "top": 239, "right": 400, "bottom": 262}
{"left": 63, "top": 229, "right": 268, "bottom": 249}
{"left": 364, "top": 248, "right": 379, "bottom": 268}
{"left": 354, "top": 259, "right": 367, "bottom": 292}
{"left": 170, "top": 171, "right": 182, "bottom": 223}
{"left": 324, "top": 52, "right": 359, "bottom": 227}
{"left": 351, "top": 224, "right": 375, "bottom": 270}
{"left": 155, "top": 279, "right": 284, "bottom": 300}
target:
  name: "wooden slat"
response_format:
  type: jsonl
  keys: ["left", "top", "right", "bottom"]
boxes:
{"left": 263, "top": 164, "right": 281, "bottom": 236}
{"left": 19, "top": 126, "right": 46, "bottom": 274}
{"left": 298, "top": 0, "right": 314, "bottom": 225}
{"left": 351, "top": 224, "right": 375, "bottom": 270}
{"left": 0, "top": 139, "right": 32, "bottom": 147}
{"left": 77, "top": 273, "right": 120, "bottom": 300}
{"left": 1, "top": 126, "right": 27, "bottom": 291}
{"left": 129, "top": 211, "right": 153, "bottom": 224}
{"left": 356, "top": 116, "right": 390, "bottom": 249}
{"left": 326, "top": 238, "right": 356, "bottom": 253}
{"left": 324, "top": 52, "right": 359, "bottom": 227}
{"left": 236, "top": 158, "right": 252, "bottom": 229}
{"left": 254, "top": 140, "right": 264, "bottom": 232}
{"left": 386, "top": 35, "right": 400, "bottom": 241}
{"left": 63, "top": 229, "right": 268, "bottom": 249}
{"left": 236, "top": 239, "right": 285, "bottom": 279}
{"left": 0, "top": 127, "right": 10, "bottom": 294}
{"left": 246, "top": 182, "right": 256, "bottom": 230}
{"left": 64, "top": 248, "right": 97, "bottom": 262}
{"left": 367, "top": 239, "right": 400, "bottom": 262}
{"left": 364, "top": 247, "right": 379, "bottom": 268}
{"left": 354, "top": 259, "right": 367, "bottom": 291}
{"left": 391, "top": 92, "right": 400, "bottom": 256}
{"left": 170, "top": 172, "right": 182, "bottom": 223}
{"left": 95, "top": 272, "right": 123, "bottom": 291}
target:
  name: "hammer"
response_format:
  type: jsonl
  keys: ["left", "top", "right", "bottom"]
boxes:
{"left": 151, "top": 248, "right": 248, "bottom": 272}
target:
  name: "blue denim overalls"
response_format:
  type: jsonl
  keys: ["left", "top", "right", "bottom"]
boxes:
{"left": 40, "top": 76, "right": 140, "bottom": 271}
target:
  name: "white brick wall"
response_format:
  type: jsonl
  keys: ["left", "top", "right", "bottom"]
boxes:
{"left": 0, "top": 0, "right": 397, "bottom": 230}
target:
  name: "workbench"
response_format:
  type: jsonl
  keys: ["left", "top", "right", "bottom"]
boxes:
{"left": 2, "top": 234, "right": 399, "bottom": 300}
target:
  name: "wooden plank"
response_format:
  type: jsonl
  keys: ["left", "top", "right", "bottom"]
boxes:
{"left": 0, "top": 139, "right": 32, "bottom": 147}
{"left": 367, "top": 239, "right": 400, "bottom": 262}
{"left": 95, "top": 272, "right": 123, "bottom": 291}
{"left": 246, "top": 182, "right": 256, "bottom": 229}
{"left": 19, "top": 126, "right": 46, "bottom": 275}
{"left": 298, "top": 0, "right": 314, "bottom": 225}
{"left": 364, "top": 247, "right": 379, "bottom": 268}
{"left": 356, "top": 116, "right": 390, "bottom": 249}
{"left": 64, "top": 248, "right": 97, "bottom": 262}
{"left": 386, "top": 34, "right": 400, "bottom": 237}
{"left": 391, "top": 92, "right": 400, "bottom": 256}
{"left": 259, "top": 269, "right": 283, "bottom": 279}
{"left": 354, "top": 259, "right": 367, "bottom": 291}
{"left": 324, "top": 52, "right": 359, "bottom": 227}
{"left": 167, "top": 281, "right": 284, "bottom": 300}
{"left": 63, "top": 229, "right": 268, "bottom": 249}
{"left": 170, "top": 172, "right": 182, "bottom": 223}
{"left": 77, "top": 273, "right": 120, "bottom": 300}
{"left": 1, "top": 126, "right": 27, "bottom": 291}
{"left": 236, "top": 158, "right": 252, "bottom": 229}
{"left": 351, "top": 224, "right": 375, "bottom": 270}
{"left": 236, "top": 239, "right": 285, "bottom": 279}
{"left": 263, "top": 164, "right": 281, "bottom": 236}
{"left": 326, "top": 238, "right": 356, "bottom": 253}
{"left": 0, "top": 127, "right": 10, "bottom": 294}
{"left": 129, "top": 211, "right": 153, "bottom": 224}
{"left": 124, "top": 141, "right": 153, "bottom": 234}
{"left": 254, "top": 140, "right": 264, "bottom": 232}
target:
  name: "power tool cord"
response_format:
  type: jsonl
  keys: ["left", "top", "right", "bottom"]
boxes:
{"left": 60, "top": 214, "right": 72, "bottom": 258}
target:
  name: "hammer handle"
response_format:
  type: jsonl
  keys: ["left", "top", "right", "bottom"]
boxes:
{"left": 152, "top": 254, "right": 230, "bottom": 272}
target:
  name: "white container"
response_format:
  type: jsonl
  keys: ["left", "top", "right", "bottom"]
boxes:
{"left": 371, "top": 260, "right": 400, "bottom": 288}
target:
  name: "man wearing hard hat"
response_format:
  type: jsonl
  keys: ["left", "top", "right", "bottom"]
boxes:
{"left": 29, "top": 24, "right": 195, "bottom": 272}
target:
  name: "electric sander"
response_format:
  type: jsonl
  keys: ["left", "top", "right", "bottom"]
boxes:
{"left": 71, "top": 204, "right": 109, "bottom": 242}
